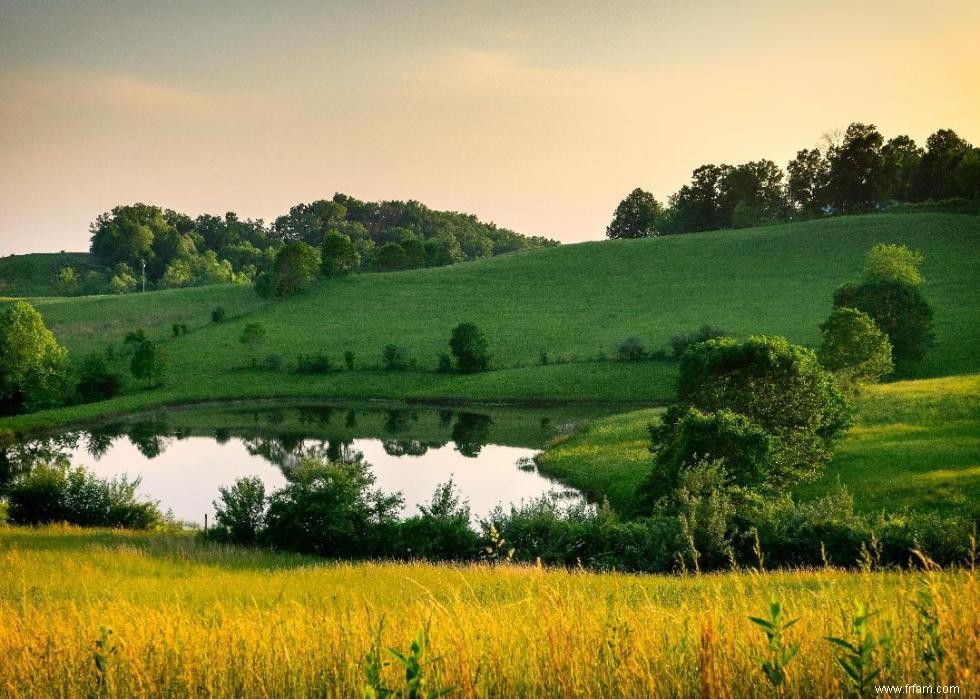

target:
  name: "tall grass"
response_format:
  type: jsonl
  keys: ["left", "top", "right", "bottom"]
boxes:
{"left": 0, "top": 526, "right": 976, "bottom": 697}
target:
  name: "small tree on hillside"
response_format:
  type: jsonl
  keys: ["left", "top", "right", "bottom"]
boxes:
{"left": 240, "top": 323, "right": 267, "bottom": 366}
{"left": 449, "top": 322, "right": 491, "bottom": 373}
{"left": 606, "top": 188, "right": 662, "bottom": 239}
{"left": 130, "top": 337, "right": 166, "bottom": 388}
{"left": 818, "top": 307, "right": 893, "bottom": 390}
{"left": 834, "top": 243, "right": 934, "bottom": 375}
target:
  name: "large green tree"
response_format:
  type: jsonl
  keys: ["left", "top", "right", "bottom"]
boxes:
{"left": 606, "top": 188, "right": 662, "bottom": 239}
{"left": 0, "top": 302, "right": 70, "bottom": 415}
{"left": 826, "top": 122, "right": 885, "bottom": 214}
{"left": 786, "top": 148, "right": 829, "bottom": 218}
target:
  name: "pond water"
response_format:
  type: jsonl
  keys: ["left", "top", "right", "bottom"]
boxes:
{"left": 2, "top": 401, "right": 619, "bottom": 524}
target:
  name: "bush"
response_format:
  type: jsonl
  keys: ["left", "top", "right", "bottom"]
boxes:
{"left": 212, "top": 477, "right": 267, "bottom": 545}
{"left": 260, "top": 354, "right": 285, "bottom": 372}
{"left": 436, "top": 353, "right": 453, "bottom": 373}
{"left": 864, "top": 243, "right": 924, "bottom": 286}
{"left": 818, "top": 307, "right": 893, "bottom": 389}
{"left": 673, "top": 336, "right": 850, "bottom": 487}
{"left": 449, "top": 322, "right": 491, "bottom": 373}
{"left": 171, "top": 323, "right": 189, "bottom": 338}
{"left": 75, "top": 353, "right": 123, "bottom": 403}
{"left": 296, "top": 352, "right": 332, "bottom": 374}
{"left": 382, "top": 344, "right": 412, "bottom": 371}
{"left": 0, "top": 500, "right": 8, "bottom": 526}
{"left": 263, "top": 457, "right": 403, "bottom": 557}
{"left": 641, "top": 408, "right": 773, "bottom": 506}
{"left": 616, "top": 336, "right": 648, "bottom": 361}
{"left": 211, "top": 306, "right": 227, "bottom": 323}
{"left": 485, "top": 496, "right": 681, "bottom": 572}
{"left": 343, "top": 350, "right": 356, "bottom": 370}
{"left": 397, "top": 480, "right": 480, "bottom": 560}
{"left": 669, "top": 324, "right": 729, "bottom": 358}
{"left": 674, "top": 458, "right": 736, "bottom": 570}
{"left": 6, "top": 463, "right": 161, "bottom": 528}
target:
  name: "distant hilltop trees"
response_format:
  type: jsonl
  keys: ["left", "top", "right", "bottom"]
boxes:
{"left": 608, "top": 123, "right": 980, "bottom": 238}
{"left": 76, "top": 194, "right": 557, "bottom": 295}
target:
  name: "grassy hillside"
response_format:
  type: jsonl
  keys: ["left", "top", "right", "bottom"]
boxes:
{"left": 538, "top": 375, "right": 980, "bottom": 518}
{"left": 0, "top": 252, "right": 96, "bottom": 297}
{"left": 2, "top": 212, "right": 978, "bottom": 431}
{"left": 1, "top": 526, "right": 975, "bottom": 698}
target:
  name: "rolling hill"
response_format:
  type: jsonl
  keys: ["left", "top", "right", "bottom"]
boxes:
{"left": 1, "top": 213, "right": 978, "bottom": 433}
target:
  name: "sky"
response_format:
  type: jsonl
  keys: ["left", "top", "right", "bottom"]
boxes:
{"left": 1, "top": 0, "right": 978, "bottom": 254}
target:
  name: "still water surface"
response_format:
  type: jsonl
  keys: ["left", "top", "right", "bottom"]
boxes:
{"left": 4, "top": 401, "right": 612, "bottom": 524}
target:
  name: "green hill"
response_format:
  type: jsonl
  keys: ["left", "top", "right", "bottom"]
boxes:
{"left": 0, "top": 252, "right": 97, "bottom": 297}
{"left": 3, "top": 213, "right": 979, "bottom": 431}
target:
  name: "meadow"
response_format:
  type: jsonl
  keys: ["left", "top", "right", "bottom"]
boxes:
{"left": 2, "top": 212, "right": 979, "bottom": 432}
{"left": 0, "top": 526, "right": 976, "bottom": 698}
{"left": 538, "top": 375, "right": 980, "bottom": 518}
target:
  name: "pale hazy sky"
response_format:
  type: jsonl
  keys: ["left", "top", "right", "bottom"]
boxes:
{"left": 1, "top": 0, "right": 978, "bottom": 254}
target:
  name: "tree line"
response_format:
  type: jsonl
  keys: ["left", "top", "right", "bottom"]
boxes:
{"left": 66, "top": 195, "right": 557, "bottom": 296}
{"left": 607, "top": 123, "right": 980, "bottom": 238}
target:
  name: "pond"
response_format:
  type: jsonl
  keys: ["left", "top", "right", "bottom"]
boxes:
{"left": 1, "top": 401, "right": 623, "bottom": 524}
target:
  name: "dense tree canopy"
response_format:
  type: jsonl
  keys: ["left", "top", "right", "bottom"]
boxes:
{"left": 613, "top": 122, "right": 976, "bottom": 235}
{"left": 818, "top": 307, "right": 893, "bottom": 389}
{"left": 81, "top": 196, "right": 556, "bottom": 297}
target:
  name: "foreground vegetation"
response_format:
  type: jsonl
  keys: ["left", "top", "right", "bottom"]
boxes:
{"left": 0, "top": 527, "right": 974, "bottom": 698}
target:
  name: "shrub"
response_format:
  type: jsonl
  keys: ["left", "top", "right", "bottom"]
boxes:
{"left": 641, "top": 408, "right": 773, "bottom": 505}
{"left": 382, "top": 344, "right": 412, "bottom": 371}
{"left": 674, "top": 457, "right": 735, "bottom": 570}
{"left": 260, "top": 354, "right": 285, "bottom": 372}
{"left": 449, "top": 322, "right": 491, "bottom": 373}
{"left": 616, "top": 336, "right": 648, "bottom": 361}
{"left": 398, "top": 480, "right": 480, "bottom": 560}
{"left": 6, "top": 463, "right": 161, "bottom": 528}
{"left": 485, "top": 496, "right": 681, "bottom": 572}
{"left": 76, "top": 353, "right": 123, "bottom": 403}
{"left": 263, "top": 457, "right": 403, "bottom": 557}
{"left": 670, "top": 324, "right": 729, "bottom": 358}
{"left": 343, "top": 350, "right": 356, "bottom": 370}
{"left": 171, "top": 323, "right": 189, "bottom": 338}
{"left": 296, "top": 352, "right": 332, "bottom": 374}
{"left": 0, "top": 500, "right": 7, "bottom": 526}
{"left": 673, "top": 336, "right": 850, "bottom": 487}
{"left": 211, "top": 306, "right": 227, "bottom": 323}
{"left": 818, "top": 307, "right": 893, "bottom": 389}
{"left": 436, "top": 353, "right": 453, "bottom": 373}
{"left": 212, "top": 477, "right": 267, "bottom": 545}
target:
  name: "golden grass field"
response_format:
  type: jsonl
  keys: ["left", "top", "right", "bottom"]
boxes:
{"left": 1, "top": 526, "right": 976, "bottom": 698}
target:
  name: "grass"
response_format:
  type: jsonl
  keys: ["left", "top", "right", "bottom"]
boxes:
{"left": 799, "top": 374, "right": 980, "bottom": 518}
{"left": 0, "top": 252, "right": 98, "bottom": 297}
{"left": 538, "top": 376, "right": 980, "bottom": 518}
{"left": 1, "top": 212, "right": 978, "bottom": 432}
{"left": 0, "top": 526, "right": 976, "bottom": 698}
